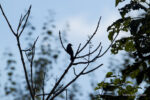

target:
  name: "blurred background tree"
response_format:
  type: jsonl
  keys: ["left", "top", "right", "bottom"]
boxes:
{"left": 1, "top": 9, "right": 84, "bottom": 100}
{"left": 1, "top": 7, "right": 101, "bottom": 100}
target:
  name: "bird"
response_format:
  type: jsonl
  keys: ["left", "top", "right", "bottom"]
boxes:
{"left": 66, "top": 43, "right": 74, "bottom": 61}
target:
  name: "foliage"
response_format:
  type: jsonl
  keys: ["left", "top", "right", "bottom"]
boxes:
{"left": 95, "top": 72, "right": 140, "bottom": 100}
{"left": 96, "top": 0, "right": 150, "bottom": 99}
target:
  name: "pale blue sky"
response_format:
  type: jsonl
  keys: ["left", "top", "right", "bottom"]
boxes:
{"left": 0, "top": 0, "right": 119, "bottom": 49}
{"left": 0, "top": 0, "right": 122, "bottom": 99}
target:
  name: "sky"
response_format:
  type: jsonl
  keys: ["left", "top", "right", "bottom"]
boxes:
{"left": 0, "top": 0, "right": 120, "bottom": 49}
{"left": 0, "top": 0, "right": 122, "bottom": 99}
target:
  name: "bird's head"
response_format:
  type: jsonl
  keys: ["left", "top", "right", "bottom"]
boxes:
{"left": 68, "top": 43, "right": 72, "bottom": 47}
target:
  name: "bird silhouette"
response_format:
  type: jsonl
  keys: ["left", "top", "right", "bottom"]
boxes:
{"left": 66, "top": 43, "right": 74, "bottom": 61}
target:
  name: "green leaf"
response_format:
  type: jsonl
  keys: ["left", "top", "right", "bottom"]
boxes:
{"left": 114, "top": 78, "right": 121, "bottom": 85}
{"left": 126, "top": 81, "right": 133, "bottom": 84}
{"left": 108, "top": 31, "right": 115, "bottom": 41}
{"left": 94, "top": 87, "right": 100, "bottom": 90}
{"left": 141, "top": 0, "right": 146, "bottom": 2}
{"left": 115, "top": 0, "right": 120, "bottom": 7}
{"left": 130, "top": 69, "right": 140, "bottom": 78}
{"left": 115, "top": 0, "right": 125, "bottom": 7}
{"left": 97, "top": 82, "right": 104, "bottom": 87}
{"left": 106, "top": 72, "right": 113, "bottom": 77}
{"left": 125, "top": 40, "right": 135, "bottom": 52}
{"left": 126, "top": 85, "right": 132, "bottom": 91}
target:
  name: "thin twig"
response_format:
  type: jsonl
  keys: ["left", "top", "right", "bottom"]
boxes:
{"left": 74, "top": 43, "right": 81, "bottom": 57}
{"left": 36, "top": 93, "right": 49, "bottom": 97}
{"left": 46, "top": 62, "right": 73, "bottom": 100}
{"left": 76, "top": 42, "right": 101, "bottom": 59}
{"left": 25, "top": 51, "right": 31, "bottom": 62}
{"left": 51, "top": 51, "right": 91, "bottom": 99}
{"left": 0, "top": 4, "right": 34, "bottom": 100}
{"left": 73, "top": 46, "right": 102, "bottom": 65}
{"left": 19, "top": 5, "right": 31, "bottom": 37}
{"left": 30, "top": 36, "right": 39, "bottom": 94}
{"left": 54, "top": 84, "right": 63, "bottom": 94}
{"left": 0, "top": 4, "right": 16, "bottom": 36}
{"left": 17, "top": 10, "right": 29, "bottom": 34}
{"left": 66, "top": 89, "right": 68, "bottom": 100}
{"left": 73, "top": 67, "right": 77, "bottom": 76}
{"left": 22, "top": 48, "right": 32, "bottom": 52}
{"left": 51, "top": 63, "right": 90, "bottom": 99}
{"left": 78, "top": 16, "right": 101, "bottom": 53}
{"left": 46, "top": 16, "right": 116, "bottom": 100}
{"left": 17, "top": 14, "right": 22, "bottom": 34}
{"left": 98, "top": 33, "right": 118, "bottom": 58}
{"left": 42, "top": 72, "right": 46, "bottom": 100}
{"left": 82, "top": 64, "right": 103, "bottom": 75}
{"left": 16, "top": 37, "right": 34, "bottom": 100}
{"left": 59, "top": 31, "right": 67, "bottom": 52}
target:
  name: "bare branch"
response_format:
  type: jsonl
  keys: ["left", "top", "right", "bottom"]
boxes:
{"left": 19, "top": 5, "right": 31, "bottom": 37}
{"left": 73, "top": 67, "right": 77, "bottom": 76}
{"left": 22, "top": 36, "right": 39, "bottom": 52}
{"left": 30, "top": 36, "right": 39, "bottom": 94}
{"left": 98, "top": 33, "right": 118, "bottom": 58}
{"left": 74, "top": 43, "right": 81, "bottom": 59}
{"left": 51, "top": 54, "right": 91, "bottom": 99}
{"left": 42, "top": 72, "right": 46, "bottom": 100}
{"left": 66, "top": 89, "right": 68, "bottom": 100}
{"left": 73, "top": 46, "right": 102, "bottom": 65}
{"left": 46, "top": 62, "right": 73, "bottom": 100}
{"left": 78, "top": 16, "right": 101, "bottom": 53}
{"left": 54, "top": 84, "right": 63, "bottom": 94}
{"left": 36, "top": 93, "right": 49, "bottom": 97}
{"left": 16, "top": 37, "right": 34, "bottom": 100}
{"left": 0, "top": 4, "right": 16, "bottom": 36}
{"left": 51, "top": 64, "right": 90, "bottom": 99}
{"left": 36, "top": 85, "right": 63, "bottom": 97}
{"left": 46, "top": 17, "right": 114, "bottom": 100}
{"left": 22, "top": 48, "right": 32, "bottom": 52}
{"left": 1, "top": 4, "right": 34, "bottom": 99}
{"left": 76, "top": 43, "right": 81, "bottom": 53}
{"left": 25, "top": 51, "right": 31, "bottom": 62}
{"left": 76, "top": 42, "right": 101, "bottom": 59}
{"left": 17, "top": 14, "right": 23, "bottom": 34}
{"left": 51, "top": 72, "right": 81, "bottom": 99}
{"left": 59, "top": 31, "right": 67, "bottom": 52}
{"left": 82, "top": 64, "right": 103, "bottom": 75}
{"left": 32, "top": 36, "right": 39, "bottom": 49}
{"left": 17, "top": 6, "right": 31, "bottom": 34}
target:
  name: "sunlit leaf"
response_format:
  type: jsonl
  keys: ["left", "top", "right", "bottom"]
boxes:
{"left": 106, "top": 72, "right": 113, "bottom": 77}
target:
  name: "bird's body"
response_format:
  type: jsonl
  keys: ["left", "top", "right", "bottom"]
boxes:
{"left": 66, "top": 43, "right": 74, "bottom": 61}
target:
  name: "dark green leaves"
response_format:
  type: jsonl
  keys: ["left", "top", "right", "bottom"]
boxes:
{"left": 106, "top": 72, "right": 113, "bottom": 77}
{"left": 95, "top": 72, "right": 139, "bottom": 99}
{"left": 115, "top": 0, "right": 125, "bottom": 7}
{"left": 107, "top": 17, "right": 131, "bottom": 41}
{"left": 105, "top": 0, "right": 150, "bottom": 99}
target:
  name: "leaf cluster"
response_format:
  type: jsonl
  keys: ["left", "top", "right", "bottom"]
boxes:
{"left": 95, "top": 72, "right": 140, "bottom": 100}
{"left": 105, "top": 0, "right": 150, "bottom": 99}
